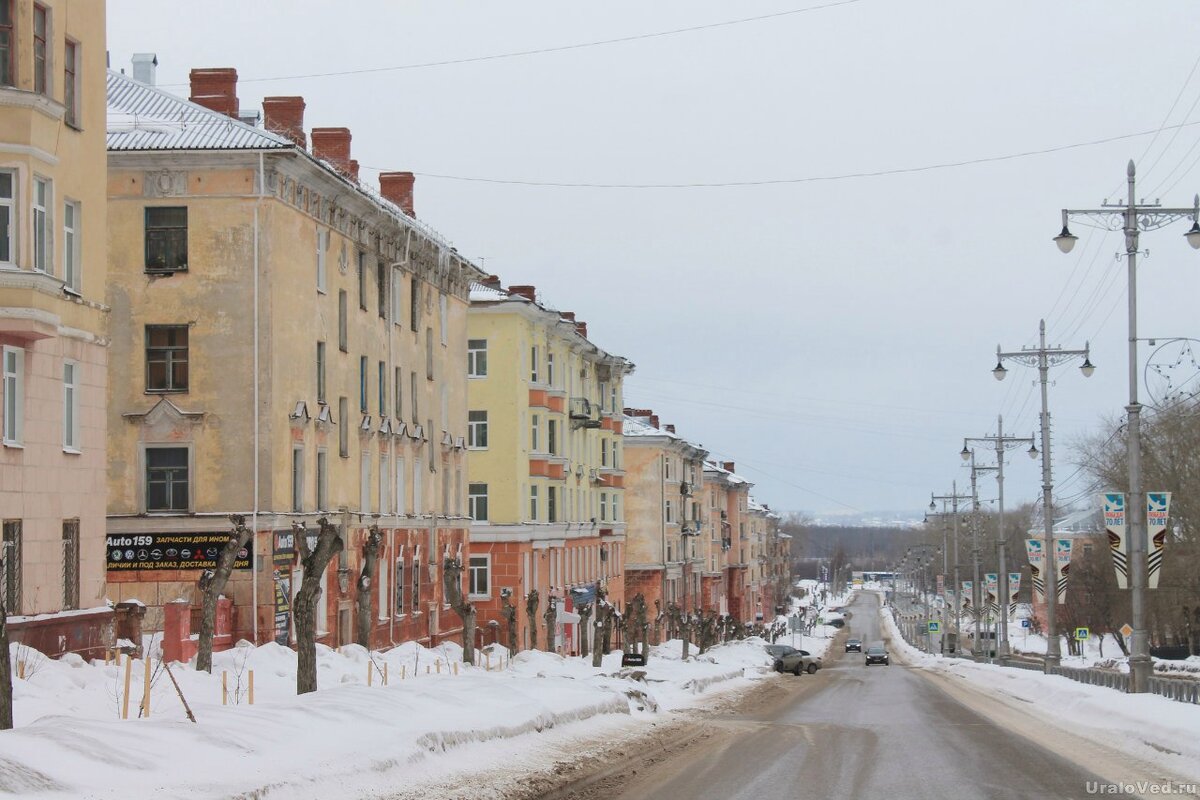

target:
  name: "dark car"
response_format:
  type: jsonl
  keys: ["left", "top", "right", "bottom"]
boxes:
{"left": 865, "top": 644, "right": 890, "bottom": 666}
{"left": 845, "top": 638, "right": 862, "bottom": 652}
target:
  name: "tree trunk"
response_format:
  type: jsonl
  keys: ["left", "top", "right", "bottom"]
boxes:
{"left": 501, "top": 593, "right": 518, "bottom": 655}
{"left": 592, "top": 604, "right": 608, "bottom": 667}
{"left": 0, "top": 557, "right": 11, "bottom": 730}
{"left": 543, "top": 599, "right": 557, "bottom": 653}
{"left": 442, "top": 556, "right": 476, "bottom": 665}
{"left": 681, "top": 615, "right": 691, "bottom": 660}
{"left": 356, "top": 526, "right": 381, "bottom": 649}
{"left": 578, "top": 603, "right": 592, "bottom": 658}
{"left": 602, "top": 607, "right": 615, "bottom": 655}
{"left": 294, "top": 519, "right": 344, "bottom": 695}
{"left": 525, "top": 590, "right": 539, "bottom": 652}
{"left": 196, "top": 515, "right": 254, "bottom": 673}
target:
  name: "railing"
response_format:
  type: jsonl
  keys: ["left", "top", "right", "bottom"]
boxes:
{"left": 1000, "top": 657, "right": 1198, "bottom": 704}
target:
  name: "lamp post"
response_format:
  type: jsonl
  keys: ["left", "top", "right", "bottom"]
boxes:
{"left": 1056, "top": 162, "right": 1200, "bottom": 692}
{"left": 962, "top": 417, "right": 1037, "bottom": 662}
{"left": 931, "top": 483, "right": 971, "bottom": 656}
{"left": 993, "top": 319, "right": 1093, "bottom": 668}
{"left": 965, "top": 451, "right": 996, "bottom": 661}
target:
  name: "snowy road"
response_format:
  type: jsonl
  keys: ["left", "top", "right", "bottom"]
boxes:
{"left": 591, "top": 592, "right": 1108, "bottom": 800}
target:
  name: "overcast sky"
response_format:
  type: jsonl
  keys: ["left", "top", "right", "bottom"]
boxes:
{"left": 108, "top": 1, "right": 1200, "bottom": 518}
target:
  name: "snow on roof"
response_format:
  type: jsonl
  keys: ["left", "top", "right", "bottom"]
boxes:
{"left": 703, "top": 459, "right": 751, "bottom": 485}
{"left": 107, "top": 70, "right": 293, "bottom": 151}
{"left": 468, "top": 282, "right": 510, "bottom": 302}
{"left": 622, "top": 414, "right": 679, "bottom": 439}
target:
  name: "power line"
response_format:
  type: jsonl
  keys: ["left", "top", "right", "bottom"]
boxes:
{"left": 161, "top": 0, "right": 864, "bottom": 87}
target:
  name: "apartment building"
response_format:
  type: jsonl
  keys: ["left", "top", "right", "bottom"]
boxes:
{"left": 466, "top": 278, "right": 633, "bottom": 653}
{"left": 105, "top": 63, "right": 483, "bottom": 648}
{"left": 0, "top": 0, "right": 109, "bottom": 656}
{"left": 703, "top": 460, "right": 754, "bottom": 622}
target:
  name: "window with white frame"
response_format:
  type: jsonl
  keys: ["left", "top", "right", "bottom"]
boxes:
{"left": 601, "top": 438, "right": 609, "bottom": 467}
{"left": 529, "top": 484, "right": 538, "bottom": 521}
{"left": 665, "top": 499, "right": 674, "bottom": 523}
{"left": 468, "top": 483, "right": 488, "bottom": 521}
{"left": 600, "top": 492, "right": 608, "bottom": 522}
{"left": 63, "top": 200, "right": 80, "bottom": 291}
{"left": 291, "top": 446, "right": 304, "bottom": 512}
{"left": 63, "top": 39, "right": 79, "bottom": 127}
{"left": 547, "top": 351, "right": 555, "bottom": 388}
{"left": 33, "top": 177, "right": 51, "bottom": 274}
{"left": 530, "top": 345, "right": 540, "bottom": 383}
{"left": 467, "top": 410, "right": 488, "bottom": 448}
{"left": 467, "top": 339, "right": 487, "bottom": 378}
{"left": 530, "top": 413, "right": 539, "bottom": 452}
{"left": 0, "top": 171, "right": 14, "bottom": 265}
{"left": 316, "top": 227, "right": 328, "bottom": 293}
{"left": 394, "top": 549, "right": 406, "bottom": 615}
{"left": 360, "top": 451, "right": 371, "bottom": 514}
{"left": 3, "top": 346, "right": 24, "bottom": 445}
{"left": 468, "top": 556, "right": 487, "bottom": 599}
{"left": 62, "top": 361, "right": 79, "bottom": 451}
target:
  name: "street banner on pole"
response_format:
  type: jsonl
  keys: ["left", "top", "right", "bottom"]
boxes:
{"left": 984, "top": 573, "right": 998, "bottom": 619}
{"left": 937, "top": 574, "right": 945, "bottom": 597}
{"left": 1054, "top": 538, "right": 1073, "bottom": 603}
{"left": 1103, "top": 492, "right": 1128, "bottom": 589}
{"left": 1008, "top": 571, "right": 1021, "bottom": 617}
{"left": 1025, "top": 538, "right": 1046, "bottom": 603}
{"left": 1147, "top": 492, "right": 1171, "bottom": 590}
{"left": 961, "top": 581, "right": 972, "bottom": 610}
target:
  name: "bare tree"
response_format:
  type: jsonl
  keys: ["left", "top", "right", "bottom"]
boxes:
{"left": 356, "top": 526, "right": 381, "bottom": 649}
{"left": 196, "top": 514, "right": 253, "bottom": 673}
{"left": 293, "top": 518, "right": 343, "bottom": 695}
{"left": 443, "top": 555, "right": 477, "bottom": 665}
{"left": 577, "top": 602, "right": 592, "bottom": 658}
{"left": 652, "top": 598, "right": 664, "bottom": 645}
{"left": 525, "top": 589, "right": 539, "bottom": 652}
{"left": 592, "top": 588, "right": 611, "bottom": 668}
{"left": 501, "top": 590, "right": 518, "bottom": 654}
{"left": 543, "top": 596, "right": 557, "bottom": 653}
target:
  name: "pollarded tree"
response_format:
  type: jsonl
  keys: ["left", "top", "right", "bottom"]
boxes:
{"left": 525, "top": 589, "right": 539, "bottom": 652}
{"left": 196, "top": 514, "right": 253, "bottom": 673}
{"left": 577, "top": 601, "right": 592, "bottom": 658}
{"left": 443, "top": 555, "right": 477, "bottom": 665}
{"left": 543, "top": 596, "right": 557, "bottom": 653}
{"left": 293, "top": 518, "right": 343, "bottom": 694}
{"left": 355, "top": 526, "right": 382, "bottom": 648}
{"left": 501, "top": 590, "right": 518, "bottom": 654}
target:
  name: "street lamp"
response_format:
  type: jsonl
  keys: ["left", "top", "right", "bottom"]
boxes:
{"left": 994, "top": 319, "right": 1093, "bottom": 669}
{"left": 1057, "top": 162, "right": 1200, "bottom": 692}
{"left": 931, "top": 484, "right": 970, "bottom": 656}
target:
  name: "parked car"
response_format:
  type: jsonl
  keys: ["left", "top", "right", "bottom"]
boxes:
{"left": 865, "top": 644, "right": 890, "bottom": 666}
{"left": 764, "top": 644, "right": 793, "bottom": 660}
{"left": 774, "top": 647, "right": 823, "bottom": 675}
{"left": 825, "top": 618, "right": 846, "bottom": 629}
{"left": 845, "top": 638, "right": 863, "bottom": 652}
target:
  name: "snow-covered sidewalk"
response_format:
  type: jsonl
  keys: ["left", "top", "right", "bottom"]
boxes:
{"left": 879, "top": 600, "right": 1200, "bottom": 784}
{"left": 0, "top": 630, "right": 838, "bottom": 800}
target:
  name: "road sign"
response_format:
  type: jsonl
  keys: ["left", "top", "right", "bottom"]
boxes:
{"left": 1119, "top": 623, "right": 1133, "bottom": 638}
{"left": 1074, "top": 627, "right": 1090, "bottom": 641}
{"left": 1020, "top": 619, "right": 1031, "bottom": 629}
{"left": 928, "top": 621, "right": 940, "bottom": 633}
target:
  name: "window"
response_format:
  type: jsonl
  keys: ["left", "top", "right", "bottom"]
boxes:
{"left": 410, "top": 371, "right": 419, "bottom": 422}
{"left": 291, "top": 446, "right": 304, "bottom": 512}
{"left": 146, "top": 447, "right": 189, "bottom": 512}
{"left": 467, "top": 339, "right": 487, "bottom": 378}
{"left": 62, "top": 361, "right": 79, "bottom": 451}
{"left": 601, "top": 438, "right": 609, "bottom": 467}
{"left": 439, "top": 294, "right": 448, "bottom": 344}
{"left": 548, "top": 486, "right": 558, "bottom": 523}
{"left": 377, "top": 545, "right": 389, "bottom": 621}
{"left": 468, "top": 555, "right": 489, "bottom": 598}
{"left": 468, "top": 483, "right": 488, "bottom": 521}
{"left": 61, "top": 519, "right": 79, "bottom": 610}
{"left": 3, "top": 345, "right": 22, "bottom": 445}
{"left": 33, "top": 177, "right": 50, "bottom": 274}
{"left": 0, "top": 171, "right": 13, "bottom": 264}
{"left": 613, "top": 493, "right": 621, "bottom": 522}
{"left": 0, "top": 2, "right": 12, "bottom": 87}
{"left": 338, "top": 290, "right": 348, "bottom": 352}
{"left": 316, "top": 449, "right": 328, "bottom": 511}
{"left": 316, "top": 228, "right": 327, "bottom": 293}
{"left": 357, "top": 251, "right": 367, "bottom": 310}
{"left": 394, "top": 552, "right": 405, "bottom": 615}
{"left": 411, "top": 546, "right": 422, "bottom": 611}
{"left": 665, "top": 500, "right": 674, "bottom": 523}
{"left": 316, "top": 342, "right": 326, "bottom": 404}
{"left": 547, "top": 419, "right": 557, "bottom": 456}
{"left": 32, "top": 4, "right": 46, "bottom": 94}
{"left": 63, "top": 40, "right": 78, "bottom": 127}
{"left": 530, "top": 345, "right": 540, "bottom": 383}
{"left": 468, "top": 410, "right": 488, "bottom": 448}
{"left": 409, "top": 277, "right": 419, "bottom": 332}
{"left": 338, "top": 397, "right": 348, "bottom": 457}
{"left": 63, "top": 200, "right": 80, "bottom": 291}
{"left": 600, "top": 492, "right": 608, "bottom": 522}
{"left": 145, "top": 207, "right": 187, "bottom": 273}
{"left": 425, "top": 328, "right": 434, "bottom": 380}
{"left": 380, "top": 454, "right": 389, "bottom": 515}
{"left": 2, "top": 520, "right": 21, "bottom": 614}
{"left": 145, "top": 325, "right": 188, "bottom": 392}
{"left": 391, "top": 268, "right": 403, "bottom": 324}
{"left": 547, "top": 351, "right": 555, "bottom": 388}
{"left": 360, "top": 451, "right": 371, "bottom": 514}
{"left": 378, "top": 361, "right": 386, "bottom": 415}
{"left": 359, "top": 356, "right": 368, "bottom": 413}
{"left": 529, "top": 485, "right": 538, "bottom": 521}
{"left": 530, "top": 414, "right": 539, "bottom": 452}
{"left": 377, "top": 260, "right": 387, "bottom": 319}
{"left": 664, "top": 457, "right": 673, "bottom": 480}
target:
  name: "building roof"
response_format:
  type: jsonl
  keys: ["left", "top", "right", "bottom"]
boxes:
{"left": 107, "top": 70, "right": 294, "bottom": 152}
{"left": 622, "top": 414, "right": 678, "bottom": 439}
{"left": 703, "top": 459, "right": 752, "bottom": 486}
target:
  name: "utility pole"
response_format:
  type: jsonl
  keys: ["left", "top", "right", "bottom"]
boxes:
{"left": 993, "top": 319, "right": 1093, "bottom": 669}
{"left": 1055, "top": 163, "right": 1200, "bottom": 691}
{"left": 962, "top": 417, "right": 1037, "bottom": 662}
{"left": 966, "top": 452, "right": 995, "bottom": 662}
{"left": 931, "top": 483, "right": 971, "bottom": 656}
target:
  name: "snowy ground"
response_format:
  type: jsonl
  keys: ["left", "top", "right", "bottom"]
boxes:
{"left": 0, "top": 617, "right": 842, "bottom": 800}
{"left": 878, "top": 598, "right": 1200, "bottom": 783}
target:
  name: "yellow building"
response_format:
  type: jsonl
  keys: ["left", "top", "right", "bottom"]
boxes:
{"left": 105, "top": 62, "right": 484, "bottom": 649}
{"left": 466, "top": 278, "right": 633, "bottom": 653}
{"left": 0, "top": 0, "right": 109, "bottom": 655}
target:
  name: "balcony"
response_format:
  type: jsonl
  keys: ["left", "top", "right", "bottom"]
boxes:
{"left": 569, "top": 398, "right": 602, "bottom": 429}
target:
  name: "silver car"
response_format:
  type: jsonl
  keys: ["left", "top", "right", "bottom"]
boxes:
{"left": 773, "top": 647, "right": 823, "bottom": 675}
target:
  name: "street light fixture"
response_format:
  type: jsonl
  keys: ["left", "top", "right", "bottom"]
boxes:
{"left": 960, "top": 445, "right": 971, "bottom": 461}
{"left": 1057, "top": 163, "right": 1200, "bottom": 691}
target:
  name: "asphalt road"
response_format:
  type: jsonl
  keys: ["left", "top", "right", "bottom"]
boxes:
{"left": 603, "top": 591, "right": 1107, "bottom": 800}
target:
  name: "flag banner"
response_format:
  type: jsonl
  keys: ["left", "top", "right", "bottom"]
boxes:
{"left": 1147, "top": 492, "right": 1171, "bottom": 590}
{"left": 1008, "top": 571, "right": 1021, "bottom": 620}
{"left": 985, "top": 573, "right": 999, "bottom": 618}
{"left": 1025, "top": 538, "right": 1046, "bottom": 603}
{"left": 937, "top": 574, "right": 945, "bottom": 597}
{"left": 1103, "top": 492, "right": 1128, "bottom": 589}
{"left": 1055, "top": 538, "right": 1073, "bottom": 603}
{"left": 962, "top": 581, "right": 973, "bottom": 610}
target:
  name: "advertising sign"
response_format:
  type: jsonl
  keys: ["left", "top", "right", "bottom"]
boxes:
{"left": 273, "top": 570, "right": 292, "bottom": 646}
{"left": 1008, "top": 571, "right": 1021, "bottom": 616}
{"left": 1103, "top": 492, "right": 1128, "bottom": 589}
{"left": 984, "top": 573, "right": 998, "bottom": 615}
{"left": 1147, "top": 492, "right": 1171, "bottom": 590}
{"left": 961, "top": 581, "right": 973, "bottom": 610}
{"left": 1025, "top": 538, "right": 1046, "bottom": 603}
{"left": 273, "top": 529, "right": 296, "bottom": 566}
{"left": 105, "top": 532, "right": 252, "bottom": 572}
{"left": 1054, "top": 538, "right": 1073, "bottom": 604}
{"left": 936, "top": 574, "right": 945, "bottom": 597}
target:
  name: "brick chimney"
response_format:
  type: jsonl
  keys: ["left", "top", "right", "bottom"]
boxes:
{"left": 262, "top": 96, "right": 306, "bottom": 148}
{"left": 482, "top": 274, "right": 502, "bottom": 289}
{"left": 560, "top": 311, "right": 576, "bottom": 322}
{"left": 311, "top": 127, "right": 353, "bottom": 179}
{"left": 507, "top": 285, "right": 536, "bottom": 302}
{"left": 189, "top": 68, "right": 238, "bottom": 118}
{"left": 575, "top": 322, "right": 588, "bottom": 339}
{"left": 623, "top": 407, "right": 654, "bottom": 418}
{"left": 649, "top": 414, "right": 660, "bottom": 430}
{"left": 723, "top": 461, "right": 735, "bottom": 473}
{"left": 379, "top": 172, "right": 415, "bottom": 217}
{"left": 664, "top": 424, "right": 676, "bottom": 434}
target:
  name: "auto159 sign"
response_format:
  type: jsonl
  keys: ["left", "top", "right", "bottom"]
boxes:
{"left": 105, "top": 533, "right": 253, "bottom": 571}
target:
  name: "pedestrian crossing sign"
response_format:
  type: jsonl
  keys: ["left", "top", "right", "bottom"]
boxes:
{"left": 1074, "top": 627, "right": 1089, "bottom": 641}
{"left": 928, "top": 621, "right": 940, "bottom": 633}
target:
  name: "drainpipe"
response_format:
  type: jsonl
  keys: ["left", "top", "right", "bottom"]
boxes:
{"left": 251, "top": 151, "right": 263, "bottom": 644}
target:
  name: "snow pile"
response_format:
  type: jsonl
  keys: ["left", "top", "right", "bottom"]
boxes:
{"left": 0, "top": 636, "right": 777, "bottom": 799}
